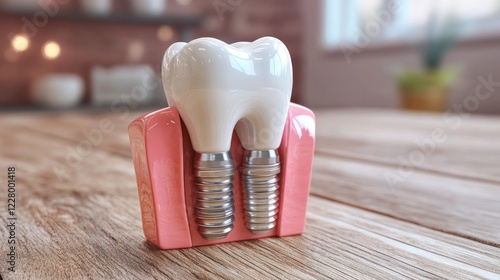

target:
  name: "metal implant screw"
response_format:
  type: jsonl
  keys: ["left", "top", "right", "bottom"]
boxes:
{"left": 241, "top": 149, "right": 280, "bottom": 234}
{"left": 193, "top": 152, "right": 235, "bottom": 240}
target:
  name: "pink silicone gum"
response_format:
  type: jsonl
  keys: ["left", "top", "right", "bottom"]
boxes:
{"left": 129, "top": 103, "right": 315, "bottom": 249}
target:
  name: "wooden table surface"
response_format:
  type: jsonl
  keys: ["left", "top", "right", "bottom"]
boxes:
{"left": 0, "top": 109, "right": 499, "bottom": 279}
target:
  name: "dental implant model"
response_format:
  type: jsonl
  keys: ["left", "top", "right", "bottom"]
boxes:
{"left": 162, "top": 37, "right": 293, "bottom": 238}
{"left": 129, "top": 36, "right": 314, "bottom": 249}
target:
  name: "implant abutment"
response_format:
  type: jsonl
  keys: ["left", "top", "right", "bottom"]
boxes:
{"left": 241, "top": 149, "right": 281, "bottom": 234}
{"left": 193, "top": 152, "right": 235, "bottom": 240}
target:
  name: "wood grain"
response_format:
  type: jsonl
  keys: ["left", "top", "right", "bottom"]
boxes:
{"left": 314, "top": 109, "right": 500, "bottom": 182}
{"left": 0, "top": 109, "right": 499, "bottom": 279}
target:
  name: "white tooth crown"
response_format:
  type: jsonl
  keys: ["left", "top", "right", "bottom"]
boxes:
{"left": 162, "top": 36, "right": 293, "bottom": 153}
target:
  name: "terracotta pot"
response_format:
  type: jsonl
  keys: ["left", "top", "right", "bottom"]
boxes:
{"left": 399, "top": 87, "right": 449, "bottom": 112}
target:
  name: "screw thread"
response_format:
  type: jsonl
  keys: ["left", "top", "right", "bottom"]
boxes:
{"left": 241, "top": 149, "right": 280, "bottom": 234}
{"left": 193, "top": 152, "right": 235, "bottom": 240}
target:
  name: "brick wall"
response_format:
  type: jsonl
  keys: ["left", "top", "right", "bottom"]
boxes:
{"left": 0, "top": 0, "right": 302, "bottom": 106}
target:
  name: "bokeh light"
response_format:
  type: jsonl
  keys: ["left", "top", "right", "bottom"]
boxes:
{"left": 127, "top": 41, "right": 145, "bottom": 62}
{"left": 42, "top": 41, "right": 61, "bottom": 60}
{"left": 157, "top": 25, "right": 174, "bottom": 42}
{"left": 11, "top": 34, "right": 30, "bottom": 52}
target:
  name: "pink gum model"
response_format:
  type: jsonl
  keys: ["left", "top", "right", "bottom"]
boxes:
{"left": 128, "top": 103, "right": 315, "bottom": 249}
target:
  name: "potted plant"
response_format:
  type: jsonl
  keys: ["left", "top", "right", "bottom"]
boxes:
{"left": 398, "top": 15, "right": 461, "bottom": 112}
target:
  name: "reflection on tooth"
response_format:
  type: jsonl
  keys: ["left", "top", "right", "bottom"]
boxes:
{"left": 162, "top": 36, "right": 292, "bottom": 239}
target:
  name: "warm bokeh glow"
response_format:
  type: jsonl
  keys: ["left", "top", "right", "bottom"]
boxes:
{"left": 42, "top": 41, "right": 61, "bottom": 60}
{"left": 157, "top": 25, "right": 174, "bottom": 42}
{"left": 11, "top": 34, "right": 30, "bottom": 52}
{"left": 127, "top": 41, "right": 145, "bottom": 62}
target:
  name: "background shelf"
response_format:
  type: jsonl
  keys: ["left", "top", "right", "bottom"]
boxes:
{"left": 0, "top": 9, "right": 205, "bottom": 26}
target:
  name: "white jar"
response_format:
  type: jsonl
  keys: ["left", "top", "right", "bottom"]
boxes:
{"left": 90, "top": 65, "right": 158, "bottom": 106}
{"left": 32, "top": 74, "right": 85, "bottom": 108}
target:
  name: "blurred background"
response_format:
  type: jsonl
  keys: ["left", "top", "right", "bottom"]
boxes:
{"left": 0, "top": 0, "right": 499, "bottom": 113}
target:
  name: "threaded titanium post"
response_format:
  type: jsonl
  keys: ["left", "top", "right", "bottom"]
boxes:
{"left": 241, "top": 149, "right": 280, "bottom": 234}
{"left": 193, "top": 152, "right": 235, "bottom": 240}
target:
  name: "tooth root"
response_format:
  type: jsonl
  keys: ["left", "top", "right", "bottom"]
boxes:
{"left": 241, "top": 149, "right": 280, "bottom": 235}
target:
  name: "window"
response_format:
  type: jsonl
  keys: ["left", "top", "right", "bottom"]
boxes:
{"left": 323, "top": 0, "right": 500, "bottom": 48}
